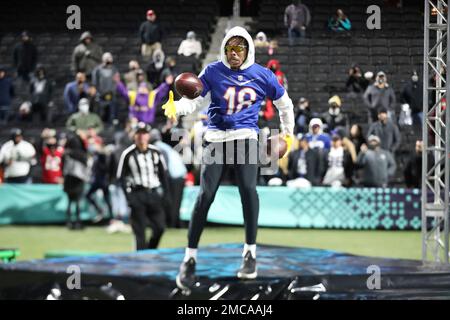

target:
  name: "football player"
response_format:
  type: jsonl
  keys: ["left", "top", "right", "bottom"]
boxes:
{"left": 162, "top": 26, "right": 295, "bottom": 290}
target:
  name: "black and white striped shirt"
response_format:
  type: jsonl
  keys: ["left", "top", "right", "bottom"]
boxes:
{"left": 116, "top": 144, "right": 168, "bottom": 193}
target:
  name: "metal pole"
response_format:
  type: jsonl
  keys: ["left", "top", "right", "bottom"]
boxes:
{"left": 445, "top": 0, "right": 450, "bottom": 263}
{"left": 422, "top": 0, "right": 430, "bottom": 262}
{"left": 422, "top": 0, "right": 450, "bottom": 263}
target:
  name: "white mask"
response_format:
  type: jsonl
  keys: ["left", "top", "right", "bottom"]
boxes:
{"left": 79, "top": 103, "right": 89, "bottom": 114}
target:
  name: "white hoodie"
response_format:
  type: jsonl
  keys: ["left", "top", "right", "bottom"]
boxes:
{"left": 175, "top": 26, "right": 294, "bottom": 142}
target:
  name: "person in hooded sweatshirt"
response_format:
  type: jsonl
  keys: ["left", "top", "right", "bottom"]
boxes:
{"left": 177, "top": 31, "right": 202, "bottom": 59}
{"left": 71, "top": 31, "right": 103, "bottom": 77}
{"left": 254, "top": 31, "right": 270, "bottom": 48}
{"left": 401, "top": 70, "right": 423, "bottom": 126}
{"left": 146, "top": 48, "right": 166, "bottom": 87}
{"left": 13, "top": 31, "right": 38, "bottom": 82}
{"left": 162, "top": 26, "right": 295, "bottom": 289}
{"left": 305, "top": 118, "right": 331, "bottom": 151}
{"left": 260, "top": 59, "right": 288, "bottom": 128}
{"left": 321, "top": 95, "right": 348, "bottom": 133}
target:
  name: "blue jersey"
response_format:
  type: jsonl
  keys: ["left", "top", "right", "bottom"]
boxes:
{"left": 199, "top": 61, "right": 285, "bottom": 132}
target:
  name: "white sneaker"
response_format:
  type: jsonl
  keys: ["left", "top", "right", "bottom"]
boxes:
{"left": 106, "top": 220, "right": 121, "bottom": 234}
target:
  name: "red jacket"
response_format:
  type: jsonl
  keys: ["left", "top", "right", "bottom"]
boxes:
{"left": 264, "top": 59, "right": 287, "bottom": 121}
{"left": 41, "top": 146, "right": 64, "bottom": 184}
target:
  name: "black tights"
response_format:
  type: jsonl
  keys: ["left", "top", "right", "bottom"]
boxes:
{"left": 66, "top": 199, "right": 81, "bottom": 223}
{"left": 188, "top": 139, "right": 259, "bottom": 248}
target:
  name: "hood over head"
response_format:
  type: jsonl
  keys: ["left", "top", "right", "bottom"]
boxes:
{"left": 80, "top": 31, "right": 93, "bottom": 42}
{"left": 256, "top": 31, "right": 267, "bottom": 42}
{"left": 309, "top": 118, "right": 324, "bottom": 134}
{"left": 328, "top": 95, "right": 342, "bottom": 107}
{"left": 152, "top": 48, "right": 165, "bottom": 70}
{"left": 220, "top": 26, "right": 255, "bottom": 70}
{"left": 267, "top": 59, "right": 281, "bottom": 71}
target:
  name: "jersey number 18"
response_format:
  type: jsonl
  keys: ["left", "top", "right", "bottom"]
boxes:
{"left": 223, "top": 87, "right": 257, "bottom": 115}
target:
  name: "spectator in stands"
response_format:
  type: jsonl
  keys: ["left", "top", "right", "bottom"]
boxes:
{"left": 86, "top": 142, "right": 115, "bottom": 224}
{"left": 136, "top": 69, "right": 152, "bottom": 91}
{"left": 40, "top": 136, "right": 64, "bottom": 184}
{"left": 178, "top": 31, "right": 202, "bottom": 59}
{"left": 328, "top": 9, "right": 351, "bottom": 32}
{"left": 160, "top": 56, "right": 179, "bottom": 84}
{"left": 63, "top": 131, "right": 89, "bottom": 230}
{"left": 150, "top": 129, "right": 187, "bottom": 228}
{"left": 306, "top": 118, "right": 331, "bottom": 151}
{"left": 346, "top": 65, "right": 369, "bottom": 94}
{"left": 29, "top": 65, "right": 54, "bottom": 124}
{"left": 401, "top": 70, "right": 423, "bottom": 126}
{"left": 13, "top": 31, "right": 38, "bottom": 82}
{"left": 260, "top": 59, "right": 287, "bottom": 129}
{"left": 71, "top": 31, "right": 103, "bottom": 77}
{"left": 364, "top": 71, "right": 374, "bottom": 85}
{"left": 124, "top": 60, "right": 145, "bottom": 91}
{"left": 139, "top": 9, "right": 163, "bottom": 61}
{"left": 63, "top": 72, "right": 91, "bottom": 114}
{"left": 341, "top": 134, "right": 357, "bottom": 185}
{"left": 0, "top": 128, "right": 36, "bottom": 183}
{"left": 284, "top": 0, "right": 311, "bottom": 45}
{"left": 321, "top": 95, "right": 348, "bottom": 133}
{"left": 363, "top": 71, "right": 396, "bottom": 122}
{"left": 146, "top": 48, "right": 166, "bottom": 87}
{"left": 404, "top": 140, "right": 426, "bottom": 189}
{"left": 92, "top": 52, "right": 119, "bottom": 123}
{"left": 254, "top": 31, "right": 270, "bottom": 48}
{"left": 367, "top": 107, "right": 401, "bottom": 153}
{"left": 66, "top": 98, "right": 104, "bottom": 134}
{"left": 322, "top": 134, "right": 353, "bottom": 187}
{"left": 105, "top": 119, "right": 137, "bottom": 233}
{"left": 357, "top": 135, "right": 396, "bottom": 188}
{"left": 116, "top": 71, "right": 173, "bottom": 125}
{"left": 294, "top": 97, "right": 313, "bottom": 134}
{"left": 349, "top": 124, "right": 366, "bottom": 155}
{"left": 0, "top": 65, "right": 14, "bottom": 125}
{"left": 287, "top": 135, "right": 324, "bottom": 187}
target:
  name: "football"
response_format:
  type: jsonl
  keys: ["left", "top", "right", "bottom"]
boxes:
{"left": 267, "top": 135, "right": 288, "bottom": 159}
{"left": 174, "top": 72, "right": 203, "bottom": 99}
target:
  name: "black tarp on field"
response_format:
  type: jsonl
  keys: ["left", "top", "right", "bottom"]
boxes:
{"left": 1, "top": 243, "right": 450, "bottom": 300}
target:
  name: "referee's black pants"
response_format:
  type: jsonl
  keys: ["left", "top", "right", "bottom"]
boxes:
{"left": 188, "top": 139, "right": 259, "bottom": 248}
{"left": 127, "top": 188, "right": 166, "bottom": 250}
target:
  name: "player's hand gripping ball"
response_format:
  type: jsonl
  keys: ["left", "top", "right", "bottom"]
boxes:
{"left": 175, "top": 72, "right": 203, "bottom": 99}
{"left": 267, "top": 134, "right": 293, "bottom": 159}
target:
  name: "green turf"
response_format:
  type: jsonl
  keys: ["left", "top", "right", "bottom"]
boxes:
{"left": 0, "top": 225, "right": 422, "bottom": 261}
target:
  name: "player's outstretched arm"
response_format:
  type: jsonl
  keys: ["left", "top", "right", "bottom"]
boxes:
{"left": 273, "top": 91, "right": 295, "bottom": 158}
{"left": 162, "top": 90, "right": 211, "bottom": 120}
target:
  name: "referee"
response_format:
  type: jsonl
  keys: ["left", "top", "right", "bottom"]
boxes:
{"left": 116, "top": 122, "right": 169, "bottom": 250}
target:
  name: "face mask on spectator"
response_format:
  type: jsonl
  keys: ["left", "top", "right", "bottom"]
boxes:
{"left": 79, "top": 102, "right": 89, "bottom": 114}
{"left": 412, "top": 74, "right": 419, "bottom": 82}
{"left": 368, "top": 142, "right": 378, "bottom": 150}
